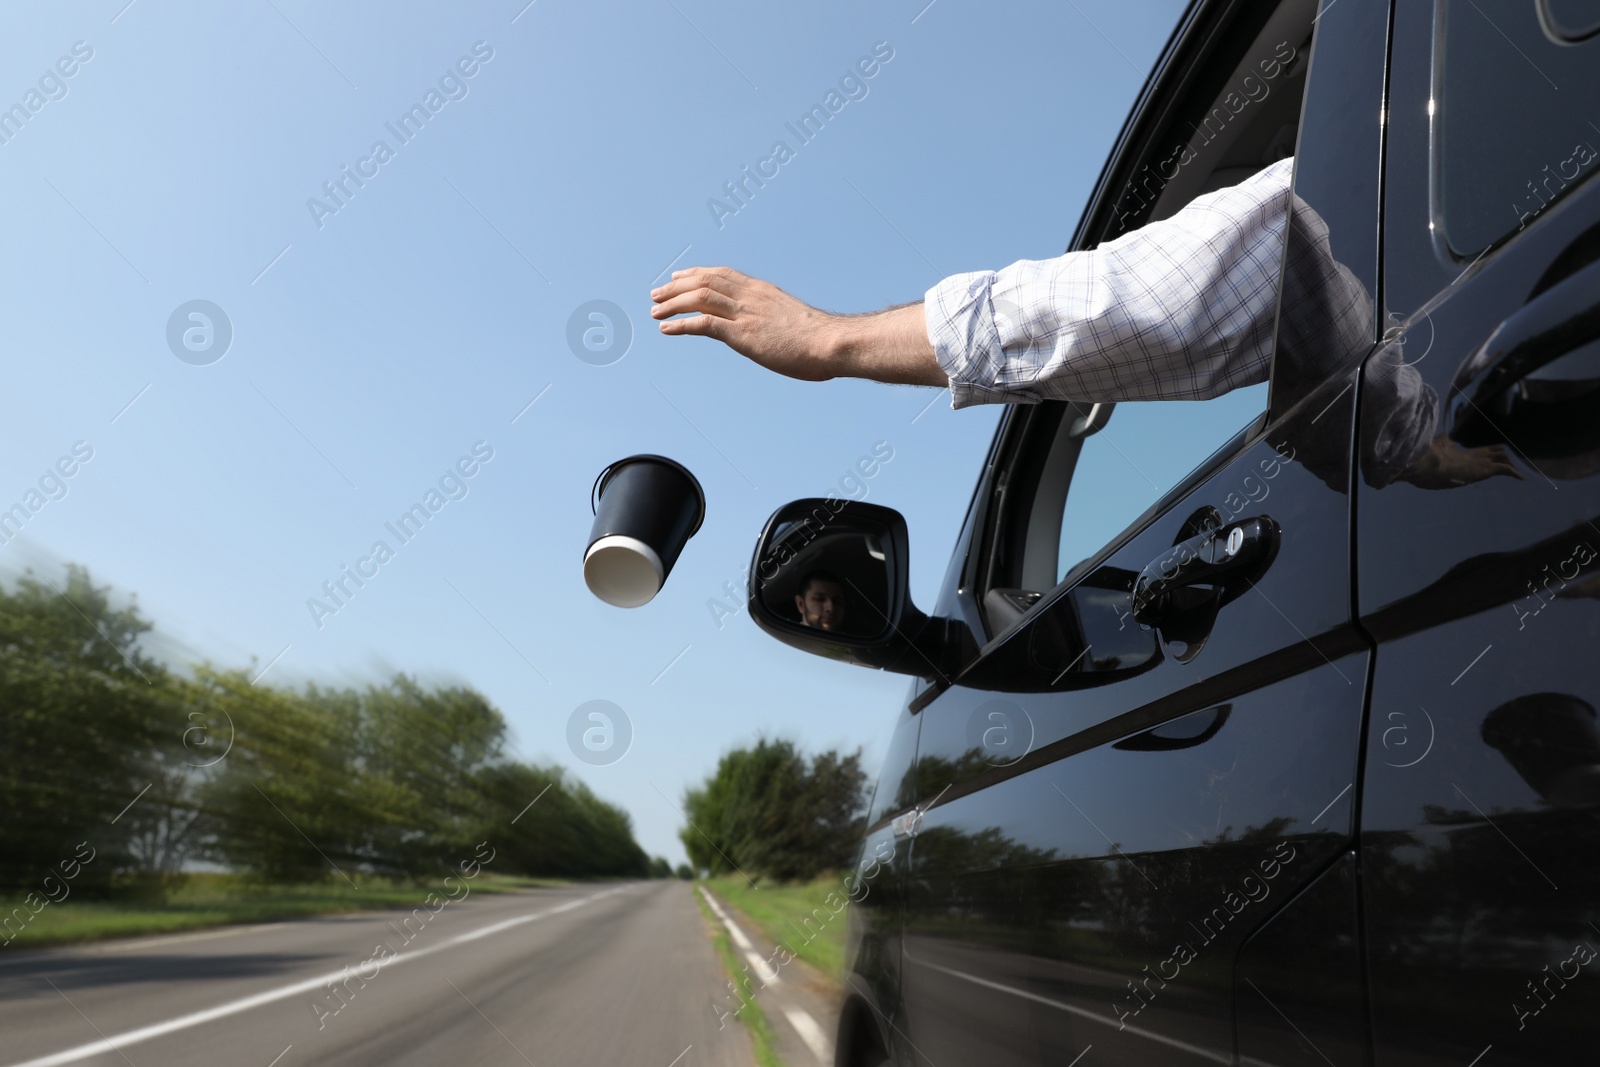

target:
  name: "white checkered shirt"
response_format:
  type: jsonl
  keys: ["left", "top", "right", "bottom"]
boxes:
{"left": 924, "top": 156, "right": 1295, "bottom": 409}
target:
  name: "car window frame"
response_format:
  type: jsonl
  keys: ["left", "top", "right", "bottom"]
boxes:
{"left": 954, "top": 2, "right": 1399, "bottom": 675}
{"left": 955, "top": 5, "right": 1318, "bottom": 654}
{"left": 944, "top": 0, "right": 1289, "bottom": 654}
{"left": 970, "top": 400, "right": 1269, "bottom": 655}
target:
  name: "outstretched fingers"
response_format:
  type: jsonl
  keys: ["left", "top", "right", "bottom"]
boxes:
{"left": 651, "top": 285, "right": 741, "bottom": 323}
{"left": 1481, "top": 444, "right": 1526, "bottom": 481}
{"left": 651, "top": 266, "right": 749, "bottom": 305}
{"left": 658, "top": 311, "right": 726, "bottom": 338}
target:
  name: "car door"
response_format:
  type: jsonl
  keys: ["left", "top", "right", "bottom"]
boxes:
{"left": 892, "top": 1, "right": 1389, "bottom": 1064}
{"left": 1356, "top": 3, "right": 1600, "bottom": 1065}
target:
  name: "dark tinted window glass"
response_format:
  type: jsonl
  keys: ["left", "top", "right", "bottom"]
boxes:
{"left": 1438, "top": 0, "right": 1600, "bottom": 255}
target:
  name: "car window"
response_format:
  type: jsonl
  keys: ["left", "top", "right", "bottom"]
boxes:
{"left": 978, "top": 380, "right": 1270, "bottom": 633}
{"left": 971, "top": 12, "right": 1308, "bottom": 631}
{"left": 1437, "top": 0, "right": 1600, "bottom": 256}
{"left": 1056, "top": 384, "right": 1268, "bottom": 582}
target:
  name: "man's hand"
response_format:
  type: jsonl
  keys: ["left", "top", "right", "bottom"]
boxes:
{"left": 650, "top": 266, "right": 946, "bottom": 387}
{"left": 1400, "top": 433, "right": 1525, "bottom": 489}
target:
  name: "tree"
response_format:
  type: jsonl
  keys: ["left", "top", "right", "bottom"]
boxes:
{"left": 206, "top": 675, "right": 649, "bottom": 881}
{"left": 680, "top": 737, "right": 868, "bottom": 882}
{"left": 1, "top": 565, "right": 652, "bottom": 892}
{"left": 198, "top": 668, "right": 368, "bottom": 882}
{"left": 476, "top": 761, "right": 647, "bottom": 878}
{"left": 0, "top": 565, "right": 168, "bottom": 892}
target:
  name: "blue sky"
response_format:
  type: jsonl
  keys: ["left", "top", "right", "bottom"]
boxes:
{"left": 0, "top": 0, "right": 1191, "bottom": 865}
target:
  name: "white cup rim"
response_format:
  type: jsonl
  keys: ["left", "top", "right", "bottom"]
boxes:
{"left": 584, "top": 535, "right": 666, "bottom": 608}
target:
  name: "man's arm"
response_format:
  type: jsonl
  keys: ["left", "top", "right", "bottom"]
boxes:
{"left": 653, "top": 157, "right": 1296, "bottom": 407}
{"left": 650, "top": 267, "right": 944, "bottom": 386}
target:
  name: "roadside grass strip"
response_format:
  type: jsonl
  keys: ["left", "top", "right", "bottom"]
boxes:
{"left": 694, "top": 885, "right": 783, "bottom": 1067}
{"left": 703, "top": 874, "right": 847, "bottom": 982}
{"left": 4, "top": 874, "right": 567, "bottom": 952}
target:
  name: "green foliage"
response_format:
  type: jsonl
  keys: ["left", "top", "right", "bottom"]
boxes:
{"left": 695, "top": 885, "right": 783, "bottom": 1067}
{"left": 0, "top": 566, "right": 647, "bottom": 898}
{"left": 705, "top": 873, "right": 851, "bottom": 981}
{"left": 680, "top": 737, "right": 867, "bottom": 882}
{"left": 475, "top": 762, "right": 647, "bottom": 879}
{"left": 0, "top": 565, "right": 170, "bottom": 892}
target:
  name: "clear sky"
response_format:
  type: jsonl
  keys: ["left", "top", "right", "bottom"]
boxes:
{"left": 0, "top": 0, "right": 1191, "bottom": 865}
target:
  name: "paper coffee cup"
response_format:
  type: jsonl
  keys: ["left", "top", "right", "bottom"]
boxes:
{"left": 584, "top": 455, "right": 705, "bottom": 608}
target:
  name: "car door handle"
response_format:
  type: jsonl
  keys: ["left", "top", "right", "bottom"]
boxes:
{"left": 1450, "top": 256, "right": 1600, "bottom": 444}
{"left": 1130, "top": 516, "right": 1278, "bottom": 626}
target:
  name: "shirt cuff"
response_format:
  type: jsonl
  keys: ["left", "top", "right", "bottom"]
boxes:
{"left": 924, "top": 270, "right": 1036, "bottom": 409}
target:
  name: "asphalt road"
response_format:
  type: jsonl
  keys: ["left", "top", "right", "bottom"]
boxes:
{"left": 0, "top": 881, "right": 753, "bottom": 1067}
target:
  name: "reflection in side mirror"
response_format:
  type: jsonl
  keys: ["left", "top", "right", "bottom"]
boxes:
{"left": 757, "top": 514, "right": 894, "bottom": 640}
{"left": 748, "top": 499, "right": 948, "bottom": 678}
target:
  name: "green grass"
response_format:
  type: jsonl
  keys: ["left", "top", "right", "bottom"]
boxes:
{"left": 703, "top": 872, "right": 850, "bottom": 983}
{"left": 693, "top": 885, "right": 782, "bottom": 1067}
{"left": 0, "top": 872, "right": 568, "bottom": 951}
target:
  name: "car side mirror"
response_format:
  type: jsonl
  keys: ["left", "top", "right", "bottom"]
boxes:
{"left": 747, "top": 499, "right": 945, "bottom": 677}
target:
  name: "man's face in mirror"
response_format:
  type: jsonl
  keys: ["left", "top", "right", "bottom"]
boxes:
{"left": 795, "top": 573, "right": 847, "bottom": 631}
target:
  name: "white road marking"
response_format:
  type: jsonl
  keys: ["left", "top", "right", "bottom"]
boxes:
{"left": 6, "top": 887, "right": 631, "bottom": 1067}
{"left": 904, "top": 950, "right": 1230, "bottom": 1065}
{"left": 784, "top": 1009, "right": 830, "bottom": 1063}
{"left": 697, "top": 887, "right": 778, "bottom": 983}
{"left": 743, "top": 951, "right": 780, "bottom": 984}
{"left": 697, "top": 887, "right": 752, "bottom": 949}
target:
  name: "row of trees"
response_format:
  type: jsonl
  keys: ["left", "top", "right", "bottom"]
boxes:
{"left": 680, "top": 737, "right": 869, "bottom": 882}
{"left": 646, "top": 857, "right": 695, "bottom": 880}
{"left": 0, "top": 565, "right": 649, "bottom": 892}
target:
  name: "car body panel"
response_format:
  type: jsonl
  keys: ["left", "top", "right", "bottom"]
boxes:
{"left": 1356, "top": 3, "right": 1600, "bottom": 1064}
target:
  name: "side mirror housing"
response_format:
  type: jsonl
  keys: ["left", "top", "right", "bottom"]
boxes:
{"left": 747, "top": 499, "right": 945, "bottom": 678}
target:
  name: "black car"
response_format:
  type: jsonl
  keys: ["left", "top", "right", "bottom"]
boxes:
{"left": 746, "top": 1, "right": 1600, "bottom": 1064}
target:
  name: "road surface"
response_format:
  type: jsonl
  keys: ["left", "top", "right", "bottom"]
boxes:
{"left": 0, "top": 881, "right": 753, "bottom": 1067}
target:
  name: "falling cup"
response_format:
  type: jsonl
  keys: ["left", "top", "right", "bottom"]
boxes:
{"left": 584, "top": 455, "right": 705, "bottom": 608}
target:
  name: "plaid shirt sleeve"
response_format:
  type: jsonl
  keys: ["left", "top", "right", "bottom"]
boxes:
{"left": 924, "top": 156, "right": 1296, "bottom": 409}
